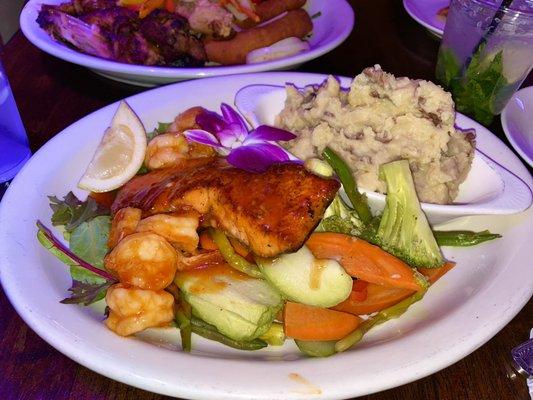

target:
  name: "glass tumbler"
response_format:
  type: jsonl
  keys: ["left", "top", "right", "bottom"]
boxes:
{"left": 436, "top": 0, "right": 533, "bottom": 126}
{"left": 0, "top": 42, "right": 31, "bottom": 185}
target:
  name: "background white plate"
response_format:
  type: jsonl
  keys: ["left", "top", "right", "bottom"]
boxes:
{"left": 501, "top": 86, "right": 533, "bottom": 167}
{"left": 20, "top": 0, "right": 354, "bottom": 87}
{"left": 1, "top": 72, "right": 532, "bottom": 400}
{"left": 403, "top": 0, "right": 447, "bottom": 38}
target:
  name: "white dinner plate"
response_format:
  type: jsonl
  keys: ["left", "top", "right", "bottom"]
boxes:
{"left": 1, "top": 72, "right": 532, "bottom": 400}
{"left": 403, "top": 0, "right": 447, "bottom": 38}
{"left": 501, "top": 86, "right": 533, "bottom": 168}
{"left": 19, "top": 0, "right": 354, "bottom": 87}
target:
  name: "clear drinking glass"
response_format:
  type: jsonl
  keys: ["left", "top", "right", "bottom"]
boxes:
{"left": 0, "top": 42, "right": 31, "bottom": 185}
{"left": 435, "top": 0, "right": 533, "bottom": 126}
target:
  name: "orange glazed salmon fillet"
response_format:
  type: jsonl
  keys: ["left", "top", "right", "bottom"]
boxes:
{"left": 112, "top": 158, "right": 339, "bottom": 257}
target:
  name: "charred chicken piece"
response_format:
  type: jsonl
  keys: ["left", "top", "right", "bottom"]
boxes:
{"left": 37, "top": 1, "right": 206, "bottom": 67}
{"left": 139, "top": 9, "right": 206, "bottom": 66}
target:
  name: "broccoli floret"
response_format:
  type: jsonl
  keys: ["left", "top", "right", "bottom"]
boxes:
{"left": 376, "top": 160, "right": 444, "bottom": 268}
{"left": 316, "top": 196, "right": 363, "bottom": 236}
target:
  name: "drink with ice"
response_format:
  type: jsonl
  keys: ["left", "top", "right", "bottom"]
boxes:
{"left": 436, "top": 0, "right": 533, "bottom": 125}
{"left": 0, "top": 59, "right": 31, "bottom": 183}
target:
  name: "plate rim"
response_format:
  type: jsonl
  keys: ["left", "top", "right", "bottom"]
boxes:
{"left": 1, "top": 71, "right": 532, "bottom": 400}
{"left": 19, "top": 0, "right": 354, "bottom": 81}
{"left": 402, "top": 0, "right": 445, "bottom": 37}
{"left": 501, "top": 86, "right": 533, "bottom": 167}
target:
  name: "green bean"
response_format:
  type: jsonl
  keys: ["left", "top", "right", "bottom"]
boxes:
{"left": 259, "top": 322, "right": 285, "bottom": 346}
{"left": 323, "top": 147, "right": 372, "bottom": 224}
{"left": 433, "top": 230, "right": 501, "bottom": 247}
{"left": 175, "top": 299, "right": 192, "bottom": 352}
{"left": 335, "top": 289, "right": 426, "bottom": 352}
{"left": 209, "top": 228, "right": 262, "bottom": 278}
{"left": 190, "top": 318, "right": 267, "bottom": 350}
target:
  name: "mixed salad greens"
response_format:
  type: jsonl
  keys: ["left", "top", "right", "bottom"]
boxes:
{"left": 37, "top": 137, "right": 501, "bottom": 356}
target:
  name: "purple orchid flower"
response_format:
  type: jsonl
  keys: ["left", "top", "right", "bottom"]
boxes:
{"left": 183, "top": 103, "right": 298, "bottom": 173}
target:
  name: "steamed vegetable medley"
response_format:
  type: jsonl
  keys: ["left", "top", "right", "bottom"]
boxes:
{"left": 37, "top": 101, "right": 500, "bottom": 357}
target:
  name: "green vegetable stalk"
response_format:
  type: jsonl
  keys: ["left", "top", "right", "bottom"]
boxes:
{"left": 190, "top": 317, "right": 267, "bottom": 350}
{"left": 209, "top": 228, "right": 262, "bottom": 278}
{"left": 259, "top": 322, "right": 285, "bottom": 346}
{"left": 323, "top": 147, "right": 372, "bottom": 224}
{"left": 335, "top": 289, "right": 427, "bottom": 353}
{"left": 175, "top": 296, "right": 193, "bottom": 352}
{"left": 433, "top": 230, "right": 501, "bottom": 247}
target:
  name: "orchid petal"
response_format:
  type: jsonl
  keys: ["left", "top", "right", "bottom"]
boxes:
{"left": 183, "top": 129, "right": 223, "bottom": 148}
{"left": 245, "top": 125, "right": 297, "bottom": 143}
{"left": 220, "top": 103, "right": 248, "bottom": 139}
{"left": 226, "top": 142, "right": 293, "bottom": 173}
{"left": 218, "top": 124, "right": 243, "bottom": 148}
{"left": 196, "top": 110, "right": 228, "bottom": 134}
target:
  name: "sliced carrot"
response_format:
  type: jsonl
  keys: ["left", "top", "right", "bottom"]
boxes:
{"left": 139, "top": 0, "right": 164, "bottom": 18}
{"left": 89, "top": 191, "right": 116, "bottom": 209}
{"left": 333, "top": 262, "right": 456, "bottom": 315}
{"left": 228, "top": 237, "right": 250, "bottom": 258}
{"left": 164, "top": 0, "right": 175, "bottom": 12}
{"left": 420, "top": 262, "right": 455, "bottom": 284}
{"left": 350, "top": 280, "right": 368, "bottom": 302}
{"left": 333, "top": 284, "right": 413, "bottom": 315}
{"left": 199, "top": 230, "right": 250, "bottom": 258}
{"left": 199, "top": 231, "right": 218, "bottom": 251}
{"left": 176, "top": 250, "right": 225, "bottom": 271}
{"left": 284, "top": 302, "right": 361, "bottom": 341}
{"left": 306, "top": 232, "right": 421, "bottom": 291}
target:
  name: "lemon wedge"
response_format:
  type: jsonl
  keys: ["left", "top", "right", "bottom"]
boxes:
{"left": 78, "top": 101, "right": 147, "bottom": 192}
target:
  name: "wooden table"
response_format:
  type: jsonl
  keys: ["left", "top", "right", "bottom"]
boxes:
{"left": 1, "top": 1, "right": 531, "bottom": 399}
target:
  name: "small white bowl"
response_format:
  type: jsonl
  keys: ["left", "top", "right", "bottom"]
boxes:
{"left": 501, "top": 86, "right": 533, "bottom": 168}
{"left": 235, "top": 84, "right": 533, "bottom": 224}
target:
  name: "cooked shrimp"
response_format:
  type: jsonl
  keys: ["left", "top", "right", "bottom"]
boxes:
{"left": 135, "top": 213, "right": 200, "bottom": 253}
{"left": 105, "top": 284, "right": 174, "bottom": 336}
{"left": 145, "top": 133, "right": 189, "bottom": 170}
{"left": 104, "top": 232, "right": 178, "bottom": 290}
{"left": 145, "top": 131, "right": 215, "bottom": 170}
{"left": 167, "top": 106, "right": 206, "bottom": 133}
{"left": 108, "top": 207, "right": 142, "bottom": 249}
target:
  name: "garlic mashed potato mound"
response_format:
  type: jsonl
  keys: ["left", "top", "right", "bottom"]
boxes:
{"left": 276, "top": 65, "right": 475, "bottom": 204}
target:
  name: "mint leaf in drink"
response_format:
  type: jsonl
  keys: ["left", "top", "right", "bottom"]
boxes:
{"left": 436, "top": 47, "right": 461, "bottom": 87}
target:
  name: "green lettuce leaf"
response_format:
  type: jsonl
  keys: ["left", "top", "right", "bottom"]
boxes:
{"left": 146, "top": 121, "right": 172, "bottom": 140}
{"left": 48, "top": 192, "right": 108, "bottom": 232}
{"left": 69, "top": 215, "right": 111, "bottom": 284}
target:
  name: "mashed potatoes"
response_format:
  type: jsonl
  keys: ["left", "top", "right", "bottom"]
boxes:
{"left": 275, "top": 65, "right": 475, "bottom": 205}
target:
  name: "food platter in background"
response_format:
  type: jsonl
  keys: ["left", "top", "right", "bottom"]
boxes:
{"left": 403, "top": 0, "right": 447, "bottom": 38}
{"left": 19, "top": 0, "right": 354, "bottom": 87}
{"left": 1, "top": 72, "right": 532, "bottom": 400}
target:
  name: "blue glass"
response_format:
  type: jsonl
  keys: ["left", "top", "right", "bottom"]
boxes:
{"left": 0, "top": 50, "right": 31, "bottom": 184}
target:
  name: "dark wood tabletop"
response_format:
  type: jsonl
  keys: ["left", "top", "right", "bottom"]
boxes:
{"left": 1, "top": 0, "right": 532, "bottom": 399}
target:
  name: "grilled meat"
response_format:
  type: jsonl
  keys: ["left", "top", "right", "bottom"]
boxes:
{"left": 112, "top": 158, "right": 340, "bottom": 257}
{"left": 140, "top": 10, "right": 206, "bottom": 65}
{"left": 37, "top": 2, "right": 206, "bottom": 66}
{"left": 175, "top": 0, "right": 234, "bottom": 39}
{"left": 72, "top": 0, "right": 117, "bottom": 14}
